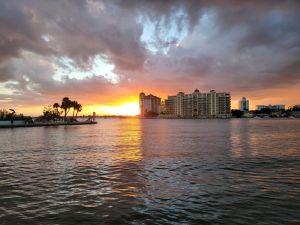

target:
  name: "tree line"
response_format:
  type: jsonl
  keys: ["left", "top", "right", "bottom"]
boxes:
{"left": 231, "top": 104, "right": 300, "bottom": 118}
{"left": 41, "top": 97, "right": 82, "bottom": 121}
{"left": 0, "top": 109, "right": 24, "bottom": 120}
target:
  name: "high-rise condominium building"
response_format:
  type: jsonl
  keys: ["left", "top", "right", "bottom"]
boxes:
{"left": 165, "top": 96, "right": 176, "bottom": 115}
{"left": 239, "top": 97, "right": 249, "bottom": 111}
{"left": 139, "top": 92, "right": 161, "bottom": 116}
{"left": 165, "top": 89, "right": 231, "bottom": 118}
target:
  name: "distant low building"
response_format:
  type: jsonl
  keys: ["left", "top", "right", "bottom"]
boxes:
{"left": 243, "top": 112, "right": 254, "bottom": 118}
{"left": 256, "top": 105, "right": 285, "bottom": 111}
{"left": 239, "top": 97, "right": 249, "bottom": 111}
{"left": 291, "top": 111, "right": 300, "bottom": 118}
{"left": 139, "top": 92, "right": 161, "bottom": 116}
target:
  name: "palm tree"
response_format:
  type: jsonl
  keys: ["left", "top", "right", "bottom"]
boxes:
{"left": 61, "top": 97, "right": 72, "bottom": 120}
{"left": 72, "top": 101, "right": 78, "bottom": 118}
{"left": 9, "top": 109, "right": 16, "bottom": 120}
{"left": 9, "top": 109, "right": 15, "bottom": 115}
{"left": 53, "top": 103, "right": 61, "bottom": 119}
{"left": 75, "top": 103, "right": 82, "bottom": 118}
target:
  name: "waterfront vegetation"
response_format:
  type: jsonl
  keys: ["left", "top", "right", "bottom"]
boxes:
{"left": 149, "top": 105, "right": 300, "bottom": 118}
{"left": 231, "top": 105, "right": 300, "bottom": 118}
{"left": 0, "top": 97, "right": 83, "bottom": 123}
{"left": 0, "top": 109, "right": 25, "bottom": 120}
{"left": 38, "top": 97, "right": 83, "bottom": 122}
{"left": 1, "top": 102, "right": 300, "bottom": 121}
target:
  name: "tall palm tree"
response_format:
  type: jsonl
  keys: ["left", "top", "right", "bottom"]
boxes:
{"left": 72, "top": 101, "right": 78, "bottom": 118}
{"left": 61, "top": 97, "right": 72, "bottom": 120}
{"left": 75, "top": 103, "right": 82, "bottom": 118}
{"left": 9, "top": 109, "right": 16, "bottom": 119}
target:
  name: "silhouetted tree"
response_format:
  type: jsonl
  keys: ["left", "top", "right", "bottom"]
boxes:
{"left": 260, "top": 108, "right": 272, "bottom": 114}
{"left": 292, "top": 105, "right": 300, "bottom": 111}
{"left": 42, "top": 105, "right": 61, "bottom": 121}
{"left": 53, "top": 102, "right": 60, "bottom": 109}
{"left": 231, "top": 110, "right": 244, "bottom": 118}
{"left": 72, "top": 101, "right": 78, "bottom": 118}
{"left": 61, "top": 97, "right": 72, "bottom": 120}
{"left": 7, "top": 109, "right": 16, "bottom": 119}
{"left": 252, "top": 110, "right": 260, "bottom": 115}
{"left": 53, "top": 103, "right": 61, "bottom": 116}
{"left": 0, "top": 109, "right": 8, "bottom": 119}
{"left": 75, "top": 103, "right": 82, "bottom": 118}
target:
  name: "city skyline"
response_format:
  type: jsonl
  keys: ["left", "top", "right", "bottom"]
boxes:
{"left": 0, "top": 87, "right": 295, "bottom": 116}
{"left": 0, "top": 1, "right": 300, "bottom": 116}
{"left": 140, "top": 89, "right": 231, "bottom": 118}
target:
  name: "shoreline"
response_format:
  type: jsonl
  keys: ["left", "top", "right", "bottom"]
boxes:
{"left": 0, "top": 121, "right": 97, "bottom": 129}
{"left": 140, "top": 117, "right": 298, "bottom": 120}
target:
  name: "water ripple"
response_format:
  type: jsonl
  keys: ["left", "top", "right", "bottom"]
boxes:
{"left": 0, "top": 119, "right": 300, "bottom": 224}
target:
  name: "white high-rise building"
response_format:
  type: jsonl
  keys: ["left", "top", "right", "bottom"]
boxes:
{"left": 239, "top": 97, "right": 249, "bottom": 111}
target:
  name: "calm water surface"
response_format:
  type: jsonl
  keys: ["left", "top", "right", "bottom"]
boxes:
{"left": 0, "top": 119, "right": 299, "bottom": 225}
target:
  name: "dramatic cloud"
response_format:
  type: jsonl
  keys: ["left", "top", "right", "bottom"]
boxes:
{"left": 0, "top": 0, "right": 299, "bottom": 112}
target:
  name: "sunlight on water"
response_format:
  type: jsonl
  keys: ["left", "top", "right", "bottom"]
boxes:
{"left": 0, "top": 119, "right": 299, "bottom": 225}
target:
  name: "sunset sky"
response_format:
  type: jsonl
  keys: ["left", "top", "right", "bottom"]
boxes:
{"left": 0, "top": 0, "right": 299, "bottom": 116}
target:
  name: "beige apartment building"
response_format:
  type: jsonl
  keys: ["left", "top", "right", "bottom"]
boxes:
{"left": 166, "top": 89, "right": 231, "bottom": 118}
{"left": 139, "top": 92, "right": 161, "bottom": 116}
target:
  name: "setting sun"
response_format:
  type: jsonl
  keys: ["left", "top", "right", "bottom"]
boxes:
{"left": 96, "top": 102, "right": 139, "bottom": 116}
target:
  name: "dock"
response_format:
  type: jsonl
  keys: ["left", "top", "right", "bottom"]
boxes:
{"left": 0, "top": 121, "right": 97, "bottom": 128}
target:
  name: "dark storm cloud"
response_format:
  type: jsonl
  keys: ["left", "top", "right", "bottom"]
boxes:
{"left": 261, "top": 60, "right": 300, "bottom": 87}
{"left": 0, "top": 0, "right": 51, "bottom": 63}
{"left": 144, "top": 0, "right": 300, "bottom": 90}
{"left": 47, "top": 0, "right": 146, "bottom": 71}
{"left": 0, "top": 0, "right": 147, "bottom": 71}
{"left": 106, "top": 0, "right": 300, "bottom": 91}
{"left": 0, "top": 64, "right": 15, "bottom": 82}
{"left": 0, "top": 0, "right": 300, "bottom": 107}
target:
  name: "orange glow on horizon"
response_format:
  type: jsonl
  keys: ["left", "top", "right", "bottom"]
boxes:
{"left": 4, "top": 86, "right": 300, "bottom": 116}
{"left": 10, "top": 101, "right": 140, "bottom": 117}
{"left": 95, "top": 102, "right": 139, "bottom": 116}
